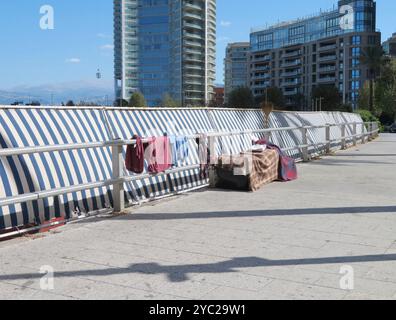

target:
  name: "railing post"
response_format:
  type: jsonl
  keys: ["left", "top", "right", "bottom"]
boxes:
{"left": 362, "top": 123, "right": 367, "bottom": 144}
{"left": 301, "top": 127, "right": 309, "bottom": 162}
{"left": 353, "top": 122, "right": 357, "bottom": 147}
{"left": 341, "top": 124, "right": 346, "bottom": 150}
{"left": 368, "top": 122, "right": 373, "bottom": 141}
{"left": 112, "top": 142, "right": 125, "bottom": 213}
{"left": 208, "top": 135, "right": 217, "bottom": 187}
{"left": 325, "top": 125, "right": 331, "bottom": 154}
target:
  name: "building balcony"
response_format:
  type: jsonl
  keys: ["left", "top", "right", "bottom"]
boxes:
{"left": 319, "top": 55, "right": 337, "bottom": 62}
{"left": 251, "top": 74, "right": 270, "bottom": 80}
{"left": 283, "top": 88, "right": 299, "bottom": 96}
{"left": 319, "top": 44, "right": 337, "bottom": 52}
{"left": 184, "top": 40, "right": 203, "bottom": 48}
{"left": 253, "top": 64, "right": 270, "bottom": 71}
{"left": 183, "top": 32, "right": 203, "bottom": 41}
{"left": 183, "top": 12, "right": 204, "bottom": 21}
{"left": 281, "top": 70, "right": 301, "bottom": 77}
{"left": 281, "top": 79, "right": 301, "bottom": 87}
{"left": 251, "top": 82, "right": 270, "bottom": 89}
{"left": 282, "top": 50, "right": 302, "bottom": 58}
{"left": 281, "top": 60, "right": 301, "bottom": 67}
{"left": 184, "top": 22, "right": 204, "bottom": 31}
{"left": 185, "top": 79, "right": 203, "bottom": 85}
{"left": 318, "top": 66, "right": 336, "bottom": 72}
{"left": 252, "top": 55, "right": 271, "bottom": 62}
{"left": 184, "top": 65, "right": 203, "bottom": 71}
{"left": 317, "top": 76, "right": 337, "bottom": 83}
{"left": 184, "top": 3, "right": 203, "bottom": 12}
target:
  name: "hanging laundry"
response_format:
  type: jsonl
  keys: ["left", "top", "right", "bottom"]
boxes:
{"left": 125, "top": 135, "right": 144, "bottom": 174}
{"left": 170, "top": 136, "right": 189, "bottom": 166}
{"left": 144, "top": 136, "right": 172, "bottom": 174}
{"left": 196, "top": 134, "right": 210, "bottom": 179}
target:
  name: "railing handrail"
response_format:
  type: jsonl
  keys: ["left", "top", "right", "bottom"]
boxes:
{"left": 0, "top": 121, "right": 380, "bottom": 211}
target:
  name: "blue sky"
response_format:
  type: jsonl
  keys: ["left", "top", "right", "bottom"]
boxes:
{"left": 0, "top": 0, "right": 395, "bottom": 90}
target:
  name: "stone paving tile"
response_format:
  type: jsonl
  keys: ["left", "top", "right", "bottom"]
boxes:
{"left": 191, "top": 271, "right": 274, "bottom": 292}
{"left": 201, "top": 286, "right": 271, "bottom": 300}
{"left": 314, "top": 272, "right": 396, "bottom": 298}
{"left": 1, "top": 135, "right": 396, "bottom": 299}
{"left": 258, "top": 279, "right": 348, "bottom": 300}
{"left": 0, "top": 281, "right": 75, "bottom": 300}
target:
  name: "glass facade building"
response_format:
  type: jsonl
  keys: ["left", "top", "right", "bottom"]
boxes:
{"left": 251, "top": 0, "right": 376, "bottom": 52}
{"left": 224, "top": 43, "right": 250, "bottom": 103}
{"left": 383, "top": 33, "right": 396, "bottom": 58}
{"left": 114, "top": 0, "right": 216, "bottom": 107}
{"left": 249, "top": 0, "right": 380, "bottom": 109}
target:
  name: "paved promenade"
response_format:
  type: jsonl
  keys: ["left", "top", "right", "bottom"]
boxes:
{"left": 1, "top": 134, "right": 396, "bottom": 300}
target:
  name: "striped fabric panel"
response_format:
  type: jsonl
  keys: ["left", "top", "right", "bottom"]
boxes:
{"left": 0, "top": 107, "right": 113, "bottom": 230}
{"left": 294, "top": 112, "right": 330, "bottom": 156}
{"left": 104, "top": 108, "right": 214, "bottom": 202}
{"left": 208, "top": 109, "right": 266, "bottom": 156}
{"left": 0, "top": 107, "right": 366, "bottom": 231}
{"left": 268, "top": 112, "right": 304, "bottom": 159}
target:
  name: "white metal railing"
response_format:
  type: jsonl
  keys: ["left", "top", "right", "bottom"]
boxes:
{"left": 0, "top": 121, "right": 380, "bottom": 216}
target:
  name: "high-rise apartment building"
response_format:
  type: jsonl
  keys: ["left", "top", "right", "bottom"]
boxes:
{"left": 224, "top": 42, "right": 250, "bottom": 103}
{"left": 249, "top": 0, "right": 381, "bottom": 109}
{"left": 114, "top": 0, "right": 216, "bottom": 107}
{"left": 383, "top": 33, "right": 396, "bottom": 58}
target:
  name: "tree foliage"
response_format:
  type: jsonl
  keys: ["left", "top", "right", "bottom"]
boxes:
{"left": 227, "top": 87, "right": 255, "bottom": 109}
{"left": 114, "top": 99, "right": 129, "bottom": 107}
{"left": 359, "top": 58, "right": 396, "bottom": 123}
{"left": 160, "top": 93, "right": 180, "bottom": 108}
{"left": 311, "top": 85, "right": 342, "bottom": 111}
{"left": 359, "top": 46, "right": 387, "bottom": 112}
{"left": 129, "top": 92, "right": 147, "bottom": 108}
{"left": 255, "top": 87, "right": 285, "bottom": 109}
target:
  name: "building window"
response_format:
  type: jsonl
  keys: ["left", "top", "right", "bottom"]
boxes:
{"left": 352, "top": 36, "right": 361, "bottom": 45}
{"left": 351, "top": 81, "right": 360, "bottom": 91}
{"left": 352, "top": 47, "right": 361, "bottom": 57}
{"left": 351, "top": 70, "right": 361, "bottom": 78}
{"left": 351, "top": 92, "right": 359, "bottom": 101}
{"left": 289, "top": 25, "right": 305, "bottom": 37}
{"left": 352, "top": 58, "right": 360, "bottom": 67}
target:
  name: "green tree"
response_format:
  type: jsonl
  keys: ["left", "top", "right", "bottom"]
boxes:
{"left": 359, "top": 59, "right": 396, "bottom": 122}
{"left": 255, "top": 87, "right": 285, "bottom": 109}
{"left": 360, "top": 46, "right": 387, "bottom": 113}
{"left": 376, "top": 59, "right": 396, "bottom": 122}
{"left": 289, "top": 93, "right": 305, "bottom": 111}
{"left": 311, "top": 85, "right": 342, "bottom": 111}
{"left": 66, "top": 100, "right": 75, "bottom": 106}
{"left": 160, "top": 93, "right": 180, "bottom": 108}
{"left": 129, "top": 92, "right": 147, "bottom": 108}
{"left": 227, "top": 87, "right": 255, "bottom": 109}
{"left": 114, "top": 99, "right": 129, "bottom": 107}
{"left": 358, "top": 82, "right": 371, "bottom": 111}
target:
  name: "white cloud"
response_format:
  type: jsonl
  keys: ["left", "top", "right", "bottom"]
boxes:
{"left": 97, "top": 33, "right": 111, "bottom": 39}
{"left": 220, "top": 20, "right": 232, "bottom": 27}
{"left": 100, "top": 44, "right": 114, "bottom": 51}
{"left": 65, "top": 58, "right": 81, "bottom": 64}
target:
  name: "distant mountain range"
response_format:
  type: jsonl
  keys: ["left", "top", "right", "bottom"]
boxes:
{"left": 0, "top": 81, "right": 114, "bottom": 106}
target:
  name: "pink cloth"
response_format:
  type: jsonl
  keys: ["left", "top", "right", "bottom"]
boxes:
{"left": 144, "top": 137, "right": 172, "bottom": 174}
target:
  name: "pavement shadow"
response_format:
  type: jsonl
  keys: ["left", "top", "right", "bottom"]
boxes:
{"left": 1, "top": 254, "right": 396, "bottom": 283}
{"left": 108, "top": 206, "right": 396, "bottom": 221}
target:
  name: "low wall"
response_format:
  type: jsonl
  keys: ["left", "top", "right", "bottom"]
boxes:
{"left": 0, "top": 106, "right": 365, "bottom": 231}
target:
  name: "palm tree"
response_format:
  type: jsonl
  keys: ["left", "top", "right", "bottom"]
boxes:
{"left": 360, "top": 46, "right": 386, "bottom": 113}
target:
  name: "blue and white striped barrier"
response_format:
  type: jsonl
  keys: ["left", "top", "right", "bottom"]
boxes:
{"left": 0, "top": 106, "right": 365, "bottom": 231}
